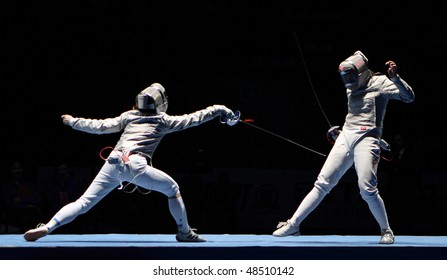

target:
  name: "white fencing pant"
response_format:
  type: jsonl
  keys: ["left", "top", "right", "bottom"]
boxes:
{"left": 290, "top": 134, "right": 391, "bottom": 231}
{"left": 46, "top": 152, "right": 190, "bottom": 233}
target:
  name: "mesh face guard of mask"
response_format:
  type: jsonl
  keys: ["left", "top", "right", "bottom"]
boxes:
{"left": 338, "top": 51, "right": 370, "bottom": 90}
{"left": 136, "top": 83, "right": 168, "bottom": 114}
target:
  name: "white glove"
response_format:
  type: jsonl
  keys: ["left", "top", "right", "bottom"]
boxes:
{"left": 220, "top": 110, "right": 240, "bottom": 126}
{"left": 226, "top": 111, "right": 240, "bottom": 126}
{"left": 214, "top": 105, "right": 239, "bottom": 126}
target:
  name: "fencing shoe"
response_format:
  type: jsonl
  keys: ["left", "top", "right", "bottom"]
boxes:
{"left": 176, "top": 228, "right": 207, "bottom": 242}
{"left": 273, "top": 220, "right": 300, "bottom": 237}
{"left": 379, "top": 228, "right": 395, "bottom": 244}
{"left": 24, "top": 223, "right": 49, "bottom": 242}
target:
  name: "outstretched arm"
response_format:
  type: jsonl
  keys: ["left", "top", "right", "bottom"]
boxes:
{"left": 60, "top": 113, "right": 125, "bottom": 134}
{"left": 161, "top": 105, "right": 238, "bottom": 132}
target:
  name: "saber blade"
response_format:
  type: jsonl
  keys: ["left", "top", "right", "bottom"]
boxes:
{"left": 238, "top": 119, "right": 326, "bottom": 157}
{"left": 293, "top": 32, "right": 333, "bottom": 128}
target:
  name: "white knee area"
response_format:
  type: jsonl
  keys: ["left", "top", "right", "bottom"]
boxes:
{"left": 77, "top": 196, "right": 95, "bottom": 214}
{"left": 168, "top": 191, "right": 182, "bottom": 200}
{"left": 360, "top": 188, "right": 378, "bottom": 202}
{"left": 314, "top": 180, "right": 333, "bottom": 195}
{"left": 165, "top": 185, "right": 180, "bottom": 199}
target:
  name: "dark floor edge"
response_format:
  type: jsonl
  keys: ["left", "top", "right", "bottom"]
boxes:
{"left": 1, "top": 246, "right": 446, "bottom": 260}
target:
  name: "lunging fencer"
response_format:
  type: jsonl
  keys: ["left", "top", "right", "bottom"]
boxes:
{"left": 24, "top": 83, "right": 238, "bottom": 242}
{"left": 273, "top": 51, "right": 415, "bottom": 244}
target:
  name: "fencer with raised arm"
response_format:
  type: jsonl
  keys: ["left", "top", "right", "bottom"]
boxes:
{"left": 24, "top": 83, "right": 238, "bottom": 242}
{"left": 273, "top": 51, "right": 414, "bottom": 244}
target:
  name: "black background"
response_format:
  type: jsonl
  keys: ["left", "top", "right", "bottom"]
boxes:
{"left": 2, "top": 1, "right": 447, "bottom": 235}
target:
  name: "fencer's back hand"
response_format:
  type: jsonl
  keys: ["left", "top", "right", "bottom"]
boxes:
{"left": 385, "top": 61, "right": 397, "bottom": 78}
{"left": 61, "top": 114, "right": 73, "bottom": 125}
{"left": 327, "top": 125, "right": 341, "bottom": 144}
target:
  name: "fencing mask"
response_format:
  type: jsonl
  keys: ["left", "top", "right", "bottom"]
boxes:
{"left": 338, "top": 51, "right": 372, "bottom": 91}
{"left": 136, "top": 83, "right": 168, "bottom": 114}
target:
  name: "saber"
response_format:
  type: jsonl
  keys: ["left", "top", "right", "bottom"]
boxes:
{"left": 235, "top": 114, "right": 326, "bottom": 157}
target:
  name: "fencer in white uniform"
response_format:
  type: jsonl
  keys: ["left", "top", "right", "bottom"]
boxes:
{"left": 273, "top": 51, "right": 415, "bottom": 244}
{"left": 24, "top": 83, "right": 238, "bottom": 242}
